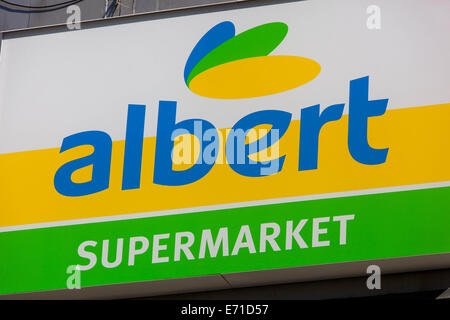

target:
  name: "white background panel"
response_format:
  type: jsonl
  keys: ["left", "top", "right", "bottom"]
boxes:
{"left": 0, "top": 0, "right": 449, "bottom": 153}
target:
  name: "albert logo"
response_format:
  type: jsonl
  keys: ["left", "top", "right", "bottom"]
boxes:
{"left": 184, "top": 21, "right": 321, "bottom": 99}
{"left": 53, "top": 22, "right": 389, "bottom": 197}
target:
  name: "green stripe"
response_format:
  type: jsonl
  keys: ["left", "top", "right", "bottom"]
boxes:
{"left": 1, "top": 186, "right": 449, "bottom": 295}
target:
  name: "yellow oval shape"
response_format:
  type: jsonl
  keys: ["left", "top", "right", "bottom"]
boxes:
{"left": 189, "top": 55, "right": 321, "bottom": 99}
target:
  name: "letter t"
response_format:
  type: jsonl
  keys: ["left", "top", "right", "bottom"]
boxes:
{"left": 348, "top": 76, "right": 389, "bottom": 165}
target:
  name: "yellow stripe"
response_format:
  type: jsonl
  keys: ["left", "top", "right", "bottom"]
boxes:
{"left": 1, "top": 104, "right": 449, "bottom": 227}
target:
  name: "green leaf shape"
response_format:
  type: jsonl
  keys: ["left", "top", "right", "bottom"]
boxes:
{"left": 186, "top": 22, "right": 288, "bottom": 86}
